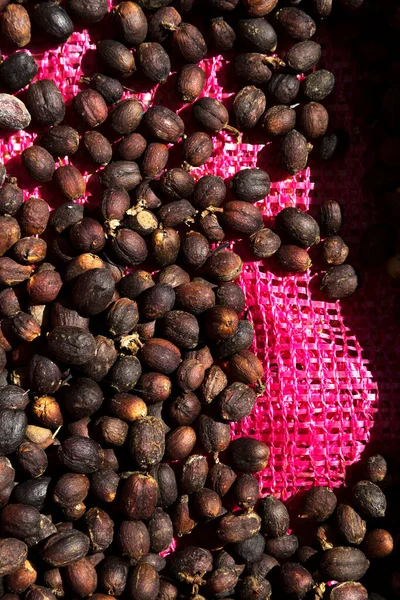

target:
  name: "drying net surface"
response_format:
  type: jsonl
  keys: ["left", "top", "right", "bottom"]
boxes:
{"left": 1, "top": 6, "right": 399, "bottom": 501}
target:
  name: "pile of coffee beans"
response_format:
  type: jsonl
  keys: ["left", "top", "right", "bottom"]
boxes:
{"left": 0, "top": 0, "right": 392, "bottom": 598}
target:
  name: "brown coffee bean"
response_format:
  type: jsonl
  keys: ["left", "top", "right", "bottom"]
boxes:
{"left": 210, "top": 16, "right": 236, "bottom": 51}
{"left": 137, "top": 42, "right": 171, "bottom": 83}
{"left": 276, "top": 7, "right": 316, "bottom": 40}
{"left": 0, "top": 94, "right": 31, "bottom": 130}
{"left": 74, "top": 89, "right": 108, "bottom": 128}
{"left": 281, "top": 130, "right": 309, "bottom": 175}
{"left": 173, "top": 22, "right": 207, "bottom": 63}
{"left": 300, "top": 102, "right": 329, "bottom": 138}
{"left": 143, "top": 106, "right": 185, "bottom": 143}
{"left": 42, "top": 125, "right": 79, "bottom": 156}
{"left": 22, "top": 146, "right": 55, "bottom": 183}
{"left": 178, "top": 64, "right": 206, "bottom": 102}
{"left": 112, "top": 1, "right": 148, "bottom": 44}
{"left": 230, "top": 436, "right": 269, "bottom": 473}
{"left": 320, "top": 264, "right": 358, "bottom": 300}
{"left": 20, "top": 197, "right": 50, "bottom": 236}
{"left": 148, "top": 6, "right": 182, "bottom": 43}
{"left": 97, "top": 39, "right": 136, "bottom": 78}
{"left": 238, "top": 18, "right": 277, "bottom": 52}
{"left": 302, "top": 69, "right": 335, "bottom": 101}
{"left": 84, "top": 131, "right": 113, "bottom": 165}
{"left": 320, "top": 547, "right": 369, "bottom": 582}
{"left": 233, "top": 53, "right": 272, "bottom": 85}
{"left": 2, "top": 4, "right": 31, "bottom": 47}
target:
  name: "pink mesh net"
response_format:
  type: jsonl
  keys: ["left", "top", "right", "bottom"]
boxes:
{"left": 2, "top": 8, "right": 400, "bottom": 501}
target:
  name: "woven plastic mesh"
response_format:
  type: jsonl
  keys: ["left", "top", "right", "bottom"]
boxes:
{"left": 2, "top": 9, "right": 400, "bottom": 501}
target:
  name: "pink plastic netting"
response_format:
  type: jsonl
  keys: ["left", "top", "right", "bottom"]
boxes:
{"left": 2, "top": 8, "right": 400, "bottom": 502}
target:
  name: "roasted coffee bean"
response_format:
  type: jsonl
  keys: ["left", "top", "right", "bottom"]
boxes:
{"left": 302, "top": 69, "right": 335, "bottom": 101}
{"left": 238, "top": 18, "right": 278, "bottom": 52}
{"left": 300, "top": 102, "right": 329, "bottom": 138}
{"left": 152, "top": 228, "right": 181, "bottom": 266}
{"left": 269, "top": 73, "right": 300, "bottom": 105}
{"left": 363, "top": 529, "right": 393, "bottom": 559}
{"left": 68, "top": 0, "right": 107, "bottom": 22}
{"left": 300, "top": 486, "right": 337, "bottom": 521}
{"left": 321, "top": 236, "right": 349, "bottom": 265}
{"left": 41, "top": 530, "right": 90, "bottom": 567}
{"left": 33, "top": 1, "right": 74, "bottom": 42}
{"left": 320, "top": 264, "right": 359, "bottom": 300}
{"left": 2, "top": 4, "right": 31, "bottom": 47}
{"left": 198, "top": 414, "right": 231, "bottom": 454}
{"left": 230, "top": 437, "right": 269, "bottom": 473}
{"left": 88, "top": 73, "right": 123, "bottom": 105}
{"left": 100, "top": 162, "right": 142, "bottom": 191}
{"left": 233, "top": 86, "right": 266, "bottom": 129}
{"left": 0, "top": 52, "right": 38, "bottom": 92}
{"left": 263, "top": 105, "right": 296, "bottom": 137}
{"left": 97, "top": 39, "right": 136, "bottom": 78}
{"left": 22, "top": 146, "right": 55, "bottom": 183}
{"left": 210, "top": 16, "right": 236, "bottom": 51}
{"left": 137, "top": 42, "right": 171, "bottom": 83}
{"left": 48, "top": 326, "right": 96, "bottom": 366}
{"left": 143, "top": 106, "right": 184, "bottom": 143}
{"left": 74, "top": 89, "right": 108, "bottom": 128}
{"left": 233, "top": 53, "right": 273, "bottom": 85}
{"left": 110, "top": 99, "right": 144, "bottom": 135}
{"left": 177, "top": 64, "right": 206, "bottom": 103}
{"left": 319, "top": 199, "right": 343, "bottom": 236}
{"left": 286, "top": 40, "right": 321, "bottom": 72}
{"left": 275, "top": 7, "right": 316, "bottom": 39}
{"left": 352, "top": 480, "right": 387, "bottom": 518}
{"left": 0, "top": 216, "right": 20, "bottom": 257}
{"left": 231, "top": 168, "right": 271, "bottom": 203}
{"left": 276, "top": 207, "right": 320, "bottom": 248}
{"left": 173, "top": 22, "right": 207, "bottom": 63}
{"left": 148, "top": 6, "right": 181, "bottom": 43}
{"left": 42, "top": 125, "right": 79, "bottom": 157}
{"left": 0, "top": 94, "right": 31, "bottom": 130}
{"left": 207, "top": 248, "right": 243, "bottom": 282}
{"left": 363, "top": 454, "right": 387, "bottom": 484}
{"left": 193, "top": 97, "right": 238, "bottom": 136}
{"left": 318, "top": 129, "right": 349, "bottom": 160}
{"left": 281, "top": 129, "right": 309, "bottom": 174}
{"left": 320, "top": 547, "right": 369, "bottom": 582}
{"left": 183, "top": 132, "right": 213, "bottom": 167}
{"left": 336, "top": 504, "right": 366, "bottom": 545}
{"left": 112, "top": 1, "right": 147, "bottom": 44}
{"left": 0, "top": 183, "right": 23, "bottom": 216}
{"left": 84, "top": 131, "right": 113, "bottom": 166}
{"left": 218, "top": 511, "right": 261, "bottom": 544}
